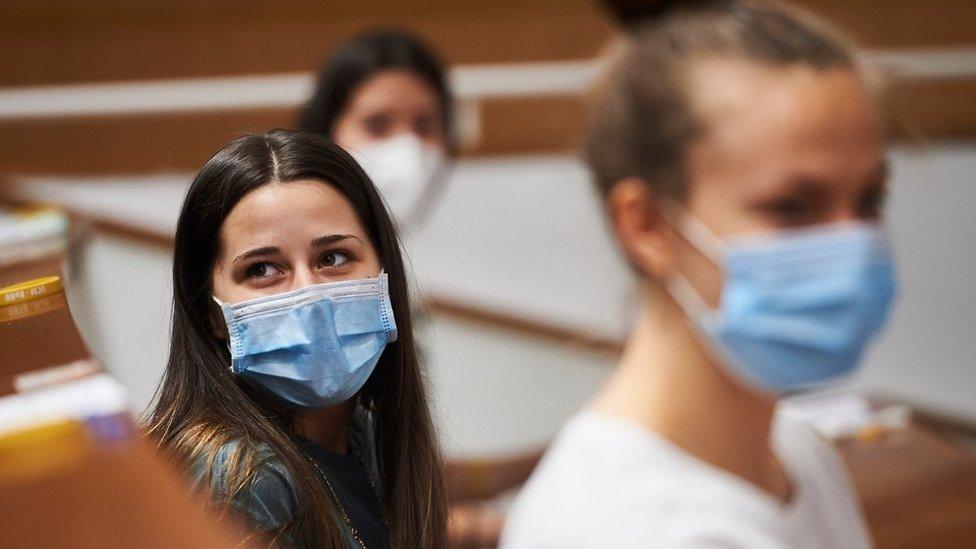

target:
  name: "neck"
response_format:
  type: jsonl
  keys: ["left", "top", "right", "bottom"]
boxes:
{"left": 293, "top": 399, "right": 358, "bottom": 455}
{"left": 591, "top": 284, "right": 790, "bottom": 501}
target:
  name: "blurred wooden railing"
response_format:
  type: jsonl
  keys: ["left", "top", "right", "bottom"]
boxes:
{"left": 0, "top": 1, "right": 974, "bottom": 175}
{"left": 2, "top": 0, "right": 973, "bottom": 88}
{"left": 0, "top": 191, "right": 625, "bottom": 355}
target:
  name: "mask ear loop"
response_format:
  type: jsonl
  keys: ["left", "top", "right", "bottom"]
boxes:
{"left": 664, "top": 275, "right": 712, "bottom": 321}
{"left": 665, "top": 204, "right": 731, "bottom": 264}
{"left": 374, "top": 269, "right": 398, "bottom": 342}
{"left": 657, "top": 202, "right": 745, "bottom": 376}
{"left": 209, "top": 296, "right": 236, "bottom": 363}
{"left": 659, "top": 199, "right": 730, "bottom": 323}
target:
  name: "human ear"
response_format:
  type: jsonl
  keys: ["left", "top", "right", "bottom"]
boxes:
{"left": 606, "top": 178, "right": 677, "bottom": 278}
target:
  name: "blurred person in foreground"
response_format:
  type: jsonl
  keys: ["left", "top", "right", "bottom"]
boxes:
{"left": 503, "top": 1, "right": 897, "bottom": 547}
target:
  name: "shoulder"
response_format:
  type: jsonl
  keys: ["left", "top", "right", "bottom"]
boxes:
{"left": 192, "top": 439, "right": 298, "bottom": 532}
{"left": 506, "top": 487, "right": 762, "bottom": 549}
{"left": 512, "top": 410, "right": 702, "bottom": 496}
{"left": 503, "top": 412, "right": 700, "bottom": 547}
{"left": 773, "top": 407, "right": 872, "bottom": 547}
{"left": 503, "top": 412, "right": 802, "bottom": 549}
{"left": 772, "top": 407, "right": 852, "bottom": 486}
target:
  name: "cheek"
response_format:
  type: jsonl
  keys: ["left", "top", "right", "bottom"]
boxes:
{"left": 677, "top": 190, "right": 736, "bottom": 308}
{"left": 689, "top": 182, "right": 763, "bottom": 236}
{"left": 357, "top": 248, "right": 384, "bottom": 278}
{"left": 675, "top": 242, "right": 725, "bottom": 309}
{"left": 210, "top": 264, "right": 233, "bottom": 302}
{"left": 210, "top": 263, "right": 253, "bottom": 305}
{"left": 422, "top": 132, "right": 448, "bottom": 151}
{"left": 699, "top": 258, "right": 725, "bottom": 309}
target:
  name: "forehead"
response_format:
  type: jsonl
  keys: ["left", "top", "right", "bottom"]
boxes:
{"left": 220, "top": 180, "right": 368, "bottom": 250}
{"left": 686, "top": 58, "right": 885, "bottom": 179}
{"left": 347, "top": 69, "right": 440, "bottom": 114}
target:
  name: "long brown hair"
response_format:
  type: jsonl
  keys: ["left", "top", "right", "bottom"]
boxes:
{"left": 146, "top": 129, "right": 447, "bottom": 547}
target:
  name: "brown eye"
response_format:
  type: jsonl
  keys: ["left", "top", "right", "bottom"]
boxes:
{"left": 766, "top": 197, "right": 812, "bottom": 225}
{"left": 363, "top": 113, "right": 392, "bottom": 139}
{"left": 413, "top": 115, "right": 435, "bottom": 138}
{"left": 858, "top": 187, "right": 886, "bottom": 220}
{"left": 320, "top": 251, "right": 351, "bottom": 268}
{"left": 246, "top": 263, "right": 282, "bottom": 279}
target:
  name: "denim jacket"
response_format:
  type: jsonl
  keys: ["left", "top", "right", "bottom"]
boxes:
{"left": 192, "top": 407, "right": 383, "bottom": 548}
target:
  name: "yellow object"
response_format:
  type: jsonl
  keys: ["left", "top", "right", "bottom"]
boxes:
{"left": 0, "top": 276, "right": 63, "bottom": 308}
{"left": 0, "top": 420, "right": 91, "bottom": 482}
{"left": 13, "top": 206, "right": 62, "bottom": 219}
{"left": 0, "top": 292, "right": 66, "bottom": 323}
{"left": 856, "top": 424, "right": 888, "bottom": 443}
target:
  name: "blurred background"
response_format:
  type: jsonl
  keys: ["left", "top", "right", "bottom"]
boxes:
{"left": 0, "top": 0, "right": 974, "bottom": 462}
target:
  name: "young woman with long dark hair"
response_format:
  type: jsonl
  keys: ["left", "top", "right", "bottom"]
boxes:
{"left": 147, "top": 129, "right": 446, "bottom": 548}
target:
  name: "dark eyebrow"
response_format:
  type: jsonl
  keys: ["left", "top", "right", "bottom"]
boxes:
{"left": 231, "top": 235, "right": 359, "bottom": 265}
{"left": 311, "top": 234, "right": 361, "bottom": 248}
{"left": 778, "top": 158, "right": 890, "bottom": 197}
{"left": 232, "top": 246, "right": 280, "bottom": 265}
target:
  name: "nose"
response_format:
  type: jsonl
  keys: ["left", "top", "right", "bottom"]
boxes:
{"left": 391, "top": 121, "right": 421, "bottom": 140}
{"left": 290, "top": 267, "right": 318, "bottom": 291}
{"left": 831, "top": 209, "right": 862, "bottom": 224}
{"left": 830, "top": 197, "right": 871, "bottom": 224}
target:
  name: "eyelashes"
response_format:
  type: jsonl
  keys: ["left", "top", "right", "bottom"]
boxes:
{"left": 319, "top": 250, "right": 352, "bottom": 268}
{"left": 245, "top": 262, "right": 282, "bottom": 280}
{"left": 241, "top": 250, "right": 356, "bottom": 282}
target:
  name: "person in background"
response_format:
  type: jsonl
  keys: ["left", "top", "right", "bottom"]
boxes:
{"left": 147, "top": 130, "right": 446, "bottom": 548}
{"left": 299, "top": 30, "right": 545, "bottom": 548}
{"left": 503, "top": 1, "right": 896, "bottom": 547}
{"left": 298, "top": 30, "right": 454, "bottom": 234}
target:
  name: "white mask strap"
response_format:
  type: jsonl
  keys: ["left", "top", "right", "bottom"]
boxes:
{"left": 665, "top": 273, "right": 714, "bottom": 321}
{"left": 659, "top": 199, "right": 725, "bottom": 322}
{"left": 662, "top": 199, "right": 730, "bottom": 263}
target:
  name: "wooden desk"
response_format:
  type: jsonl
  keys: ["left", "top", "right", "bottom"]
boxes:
{"left": 0, "top": 253, "right": 65, "bottom": 289}
{"left": 0, "top": 270, "right": 247, "bottom": 548}
{"left": 839, "top": 425, "right": 976, "bottom": 549}
{"left": 0, "top": 276, "right": 90, "bottom": 396}
{"left": 0, "top": 427, "right": 248, "bottom": 549}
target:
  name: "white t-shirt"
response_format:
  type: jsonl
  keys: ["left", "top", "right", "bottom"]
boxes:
{"left": 501, "top": 408, "right": 871, "bottom": 549}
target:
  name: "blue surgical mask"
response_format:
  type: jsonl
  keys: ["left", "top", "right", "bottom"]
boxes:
{"left": 215, "top": 273, "right": 397, "bottom": 408}
{"left": 666, "top": 213, "right": 897, "bottom": 394}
